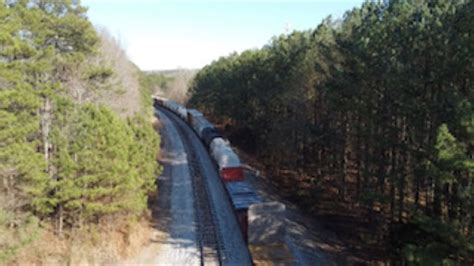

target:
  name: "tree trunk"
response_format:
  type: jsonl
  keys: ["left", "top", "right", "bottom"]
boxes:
{"left": 58, "top": 204, "right": 64, "bottom": 237}
{"left": 433, "top": 178, "right": 442, "bottom": 219}
{"left": 41, "top": 97, "right": 52, "bottom": 172}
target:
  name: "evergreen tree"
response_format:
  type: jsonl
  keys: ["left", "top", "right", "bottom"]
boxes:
{"left": 1, "top": 1, "right": 161, "bottom": 261}
{"left": 189, "top": 0, "right": 474, "bottom": 262}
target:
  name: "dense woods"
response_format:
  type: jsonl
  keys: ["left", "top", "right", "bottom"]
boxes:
{"left": 0, "top": 0, "right": 160, "bottom": 262}
{"left": 189, "top": 0, "right": 474, "bottom": 263}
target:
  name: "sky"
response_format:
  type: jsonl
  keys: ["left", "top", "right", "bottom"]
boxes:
{"left": 82, "top": 0, "right": 364, "bottom": 70}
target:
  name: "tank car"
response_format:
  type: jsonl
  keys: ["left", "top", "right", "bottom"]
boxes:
{"left": 210, "top": 138, "right": 244, "bottom": 182}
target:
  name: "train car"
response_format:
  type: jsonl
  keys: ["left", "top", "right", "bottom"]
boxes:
{"left": 187, "top": 109, "right": 222, "bottom": 146}
{"left": 187, "top": 109, "right": 203, "bottom": 124}
{"left": 176, "top": 106, "right": 187, "bottom": 120}
{"left": 210, "top": 138, "right": 244, "bottom": 182}
{"left": 164, "top": 100, "right": 178, "bottom": 112}
{"left": 201, "top": 127, "right": 223, "bottom": 147}
{"left": 187, "top": 109, "right": 204, "bottom": 131}
{"left": 187, "top": 109, "right": 215, "bottom": 139}
{"left": 161, "top": 100, "right": 185, "bottom": 120}
{"left": 152, "top": 95, "right": 165, "bottom": 107}
{"left": 225, "top": 181, "right": 261, "bottom": 244}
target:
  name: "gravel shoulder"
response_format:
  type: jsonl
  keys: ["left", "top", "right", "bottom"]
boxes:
{"left": 167, "top": 108, "right": 253, "bottom": 265}
{"left": 246, "top": 171, "right": 342, "bottom": 265}
{"left": 123, "top": 109, "right": 200, "bottom": 265}
{"left": 125, "top": 108, "right": 252, "bottom": 265}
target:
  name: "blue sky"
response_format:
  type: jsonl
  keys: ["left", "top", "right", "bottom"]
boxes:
{"left": 82, "top": 1, "right": 364, "bottom": 70}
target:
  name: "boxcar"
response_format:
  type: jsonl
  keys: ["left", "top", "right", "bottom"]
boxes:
{"left": 226, "top": 181, "right": 261, "bottom": 244}
{"left": 187, "top": 110, "right": 214, "bottom": 139}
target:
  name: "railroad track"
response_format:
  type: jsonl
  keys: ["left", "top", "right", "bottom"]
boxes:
{"left": 160, "top": 107, "right": 226, "bottom": 265}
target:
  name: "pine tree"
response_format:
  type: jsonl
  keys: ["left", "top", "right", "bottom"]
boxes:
{"left": 188, "top": 0, "right": 474, "bottom": 262}
{"left": 1, "top": 1, "right": 161, "bottom": 253}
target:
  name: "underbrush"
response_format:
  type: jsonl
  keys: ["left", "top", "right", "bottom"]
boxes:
{"left": 7, "top": 214, "right": 153, "bottom": 265}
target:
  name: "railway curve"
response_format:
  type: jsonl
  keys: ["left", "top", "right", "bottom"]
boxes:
{"left": 155, "top": 106, "right": 253, "bottom": 265}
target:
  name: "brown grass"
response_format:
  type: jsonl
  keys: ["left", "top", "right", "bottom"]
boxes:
{"left": 8, "top": 215, "right": 153, "bottom": 265}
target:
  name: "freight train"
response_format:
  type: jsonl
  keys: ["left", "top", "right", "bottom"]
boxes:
{"left": 153, "top": 96, "right": 260, "bottom": 242}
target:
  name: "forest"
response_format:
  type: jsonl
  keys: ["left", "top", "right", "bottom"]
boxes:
{"left": 0, "top": 0, "right": 160, "bottom": 263}
{"left": 189, "top": 0, "right": 474, "bottom": 263}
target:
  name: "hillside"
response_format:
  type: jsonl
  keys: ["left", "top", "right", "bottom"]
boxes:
{"left": 0, "top": 1, "right": 161, "bottom": 264}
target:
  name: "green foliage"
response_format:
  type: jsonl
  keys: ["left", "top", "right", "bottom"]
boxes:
{"left": 0, "top": 0, "right": 161, "bottom": 261}
{"left": 140, "top": 72, "right": 172, "bottom": 95}
{"left": 189, "top": 0, "right": 474, "bottom": 263}
{"left": 51, "top": 104, "right": 158, "bottom": 223}
{"left": 393, "top": 213, "right": 473, "bottom": 265}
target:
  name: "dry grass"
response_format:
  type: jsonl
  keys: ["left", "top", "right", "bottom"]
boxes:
{"left": 8, "top": 216, "right": 154, "bottom": 265}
